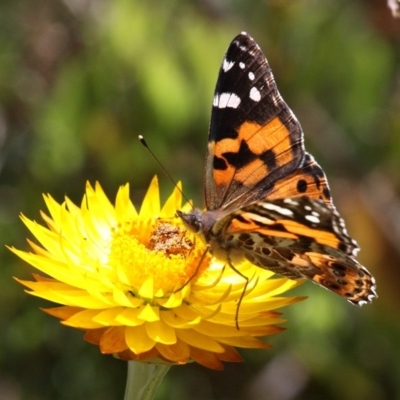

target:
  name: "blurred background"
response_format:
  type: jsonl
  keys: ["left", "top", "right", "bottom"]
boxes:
{"left": 1, "top": 0, "right": 399, "bottom": 399}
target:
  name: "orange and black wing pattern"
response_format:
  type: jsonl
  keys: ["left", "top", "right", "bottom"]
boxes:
{"left": 215, "top": 197, "right": 375, "bottom": 304}
{"left": 204, "top": 33, "right": 331, "bottom": 212}
{"left": 178, "top": 32, "right": 376, "bottom": 306}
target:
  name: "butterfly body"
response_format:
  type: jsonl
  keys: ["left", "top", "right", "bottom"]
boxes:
{"left": 178, "top": 32, "right": 377, "bottom": 305}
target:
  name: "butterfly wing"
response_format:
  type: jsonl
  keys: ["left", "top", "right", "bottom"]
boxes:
{"left": 180, "top": 32, "right": 377, "bottom": 306}
{"left": 212, "top": 197, "right": 377, "bottom": 304}
{"left": 205, "top": 32, "right": 331, "bottom": 211}
{"left": 266, "top": 154, "right": 332, "bottom": 204}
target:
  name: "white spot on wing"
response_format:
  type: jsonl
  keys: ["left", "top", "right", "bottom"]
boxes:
{"left": 223, "top": 58, "right": 235, "bottom": 72}
{"left": 227, "top": 94, "right": 241, "bottom": 108}
{"left": 283, "top": 198, "right": 299, "bottom": 206}
{"left": 245, "top": 213, "right": 274, "bottom": 225}
{"left": 249, "top": 87, "right": 261, "bottom": 102}
{"left": 213, "top": 95, "right": 219, "bottom": 107}
{"left": 305, "top": 214, "right": 320, "bottom": 224}
{"left": 213, "top": 93, "right": 241, "bottom": 109}
{"left": 239, "top": 62, "right": 245, "bottom": 69}
{"left": 262, "top": 203, "right": 294, "bottom": 216}
{"left": 248, "top": 72, "right": 255, "bottom": 80}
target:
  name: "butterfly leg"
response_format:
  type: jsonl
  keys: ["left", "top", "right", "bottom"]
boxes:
{"left": 225, "top": 257, "right": 250, "bottom": 330}
{"left": 174, "top": 244, "right": 211, "bottom": 292}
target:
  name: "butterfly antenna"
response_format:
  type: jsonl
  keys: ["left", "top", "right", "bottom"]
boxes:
{"left": 138, "top": 135, "right": 192, "bottom": 206}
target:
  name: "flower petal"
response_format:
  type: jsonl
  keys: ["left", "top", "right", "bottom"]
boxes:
{"left": 126, "top": 325, "right": 156, "bottom": 353}
{"left": 99, "top": 326, "right": 128, "bottom": 353}
{"left": 176, "top": 329, "right": 225, "bottom": 353}
{"left": 139, "top": 176, "right": 160, "bottom": 217}
{"left": 155, "top": 339, "right": 190, "bottom": 364}
{"left": 146, "top": 320, "right": 177, "bottom": 344}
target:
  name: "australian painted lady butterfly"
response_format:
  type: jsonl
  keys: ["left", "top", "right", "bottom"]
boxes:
{"left": 178, "top": 32, "right": 377, "bottom": 306}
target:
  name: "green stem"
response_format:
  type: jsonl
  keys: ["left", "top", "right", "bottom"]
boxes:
{"left": 124, "top": 361, "right": 171, "bottom": 400}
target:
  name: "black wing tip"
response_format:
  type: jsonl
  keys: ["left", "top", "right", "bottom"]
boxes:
{"left": 238, "top": 31, "right": 253, "bottom": 39}
{"left": 225, "top": 32, "right": 262, "bottom": 62}
{"left": 230, "top": 32, "right": 256, "bottom": 47}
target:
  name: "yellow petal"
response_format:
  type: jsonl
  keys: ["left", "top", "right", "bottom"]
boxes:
{"left": 138, "top": 277, "right": 154, "bottom": 298}
{"left": 115, "top": 308, "right": 144, "bottom": 326}
{"left": 160, "top": 182, "right": 182, "bottom": 217}
{"left": 139, "top": 176, "right": 160, "bottom": 217}
{"left": 138, "top": 304, "right": 160, "bottom": 322}
{"left": 125, "top": 325, "right": 155, "bottom": 353}
{"left": 146, "top": 319, "right": 177, "bottom": 344}
{"left": 176, "top": 329, "right": 225, "bottom": 353}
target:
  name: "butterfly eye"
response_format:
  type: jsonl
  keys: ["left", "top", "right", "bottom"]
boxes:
{"left": 177, "top": 210, "right": 203, "bottom": 233}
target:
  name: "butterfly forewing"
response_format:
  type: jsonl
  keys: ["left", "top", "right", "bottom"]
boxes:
{"left": 178, "top": 32, "right": 377, "bottom": 308}
{"left": 205, "top": 33, "right": 306, "bottom": 211}
{"left": 266, "top": 154, "right": 333, "bottom": 205}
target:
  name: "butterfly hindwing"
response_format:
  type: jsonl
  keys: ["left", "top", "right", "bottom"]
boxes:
{"left": 212, "top": 197, "right": 376, "bottom": 304}
{"left": 216, "top": 197, "right": 358, "bottom": 257}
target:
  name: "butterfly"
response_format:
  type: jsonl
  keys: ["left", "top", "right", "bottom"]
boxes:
{"left": 177, "top": 32, "right": 377, "bottom": 308}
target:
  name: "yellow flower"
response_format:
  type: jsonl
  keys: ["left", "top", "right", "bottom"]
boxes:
{"left": 9, "top": 177, "right": 304, "bottom": 370}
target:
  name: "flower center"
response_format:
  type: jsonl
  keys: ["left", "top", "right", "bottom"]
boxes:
{"left": 148, "top": 220, "right": 193, "bottom": 257}
{"left": 108, "top": 217, "right": 210, "bottom": 297}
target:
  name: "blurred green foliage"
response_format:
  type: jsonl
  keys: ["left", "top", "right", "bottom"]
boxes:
{"left": 1, "top": 0, "right": 399, "bottom": 399}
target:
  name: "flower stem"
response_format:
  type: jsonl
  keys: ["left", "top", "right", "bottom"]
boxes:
{"left": 124, "top": 361, "right": 171, "bottom": 400}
